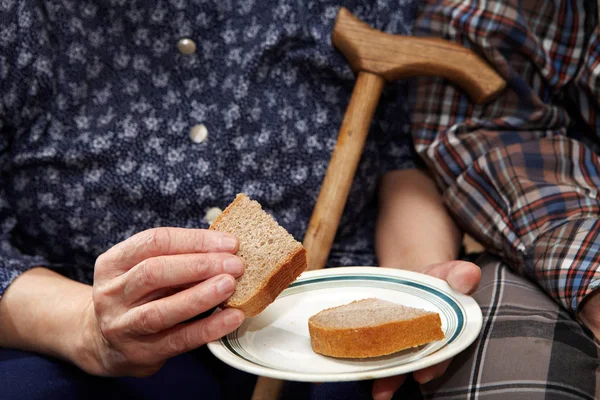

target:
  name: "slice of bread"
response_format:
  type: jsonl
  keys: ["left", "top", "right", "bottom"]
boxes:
{"left": 209, "top": 194, "right": 307, "bottom": 317}
{"left": 308, "top": 298, "right": 444, "bottom": 358}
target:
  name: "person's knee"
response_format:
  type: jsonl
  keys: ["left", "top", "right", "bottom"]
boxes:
{"left": 422, "top": 260, "right": 599, "bottom": 399}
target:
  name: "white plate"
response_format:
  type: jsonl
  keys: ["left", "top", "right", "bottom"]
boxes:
{"left": 207, "top": 267, "right": 482, "bottom": 382}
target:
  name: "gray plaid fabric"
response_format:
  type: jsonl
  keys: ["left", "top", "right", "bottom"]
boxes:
{"left": 423, "top": 255, "right": 600, "bottom": 399}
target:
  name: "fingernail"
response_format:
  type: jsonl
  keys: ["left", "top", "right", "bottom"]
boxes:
{"left": 219, "top": 235, "right": 238, "bottom": 251}
{"left": 223, "top": 257, "right": 244, "bottom": 275}
{"left": 223, "top": 309, "right": 244, "bottom": 326}
{"left": 216, "top": 276, "right": 235, "bottom": 295}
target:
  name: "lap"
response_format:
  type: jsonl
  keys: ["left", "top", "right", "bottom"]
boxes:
{"left": 423, "top": 255, "right": 600, "bottom": 400}
{"left": 2, "top": 258, "right": 598, "bottom": 400}
{"left": 0, "top": 345, "right": 256, "bottom": 400}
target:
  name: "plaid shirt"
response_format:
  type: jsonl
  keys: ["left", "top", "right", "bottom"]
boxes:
{"left": 411, "top": 0, "right": 600, "bottom": 316}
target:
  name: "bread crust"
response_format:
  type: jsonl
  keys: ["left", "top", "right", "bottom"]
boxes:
{"left": 308, "top": 312, "right": 444, "bottom": 358}
{"left": 210, "top": 194, "right": 307, "bottom": 318}
{"left": 224, "top": 246, "right": 306, "bottom": 317}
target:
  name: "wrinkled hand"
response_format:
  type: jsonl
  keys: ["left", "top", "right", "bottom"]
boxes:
{"left": 372, "top": 261, "right": 481, "bottom": 400}
{"left": 82, "top": 227, "right": 245, "bottom": 377}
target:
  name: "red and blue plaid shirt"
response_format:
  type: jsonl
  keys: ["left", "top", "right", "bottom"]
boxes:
{"left": 411, "top": 0, "right": 600, "bottom": 316}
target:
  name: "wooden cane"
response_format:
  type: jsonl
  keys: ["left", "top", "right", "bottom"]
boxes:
{"left": 251, "top": 7, "right": 505, "bottom": 400}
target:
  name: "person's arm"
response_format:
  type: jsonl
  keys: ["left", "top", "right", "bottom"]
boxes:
{"left": 0, "top": 268, "right": 97, "bottom": 368}
{"left": 376, "top": 168, "right": 462, "bottom": 271}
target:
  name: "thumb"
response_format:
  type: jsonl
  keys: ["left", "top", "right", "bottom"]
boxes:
{"left": 420, "top": 261, "right": 481, "bottom": 295}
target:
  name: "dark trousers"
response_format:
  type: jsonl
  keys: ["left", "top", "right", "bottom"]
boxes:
{"left": 0, "top": 346, "right": 256, "bottom": 400}
{"left": 0, "top": 345, "right": 424, "bottom": 400}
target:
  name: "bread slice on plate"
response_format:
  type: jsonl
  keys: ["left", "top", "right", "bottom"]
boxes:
{"left": 209, "top": 194, "right": 307, "bottom": 317}
{"left": 308, "top": 298, "right": 445, "bottom": 358}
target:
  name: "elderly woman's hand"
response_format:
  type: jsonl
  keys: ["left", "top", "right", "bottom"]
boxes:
{"left": 82, "top": 227, "right": 244, "bottom": 376}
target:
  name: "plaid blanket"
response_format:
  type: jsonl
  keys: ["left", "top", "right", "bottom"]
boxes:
{"left": 412, "top": 0, "right": 600, "bottom": 316}
{"left": 411, "top": 1, "right": 600, "bottom": 398}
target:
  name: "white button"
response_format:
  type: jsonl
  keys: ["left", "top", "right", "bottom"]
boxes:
{"left": 190, "top": 124, "right": 208, "bottom": 143}
{"left": 177, "top": 38, "right": 197, "bottom": 55}
{"left": 205, "top": 207, "right": 223, "bottom": 225}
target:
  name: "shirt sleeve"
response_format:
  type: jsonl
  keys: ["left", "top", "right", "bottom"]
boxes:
{"left": 0, "top": 0, "right": 56, "bottom": 298}
{"left": 0, "top": 133, "right": 54, "bottom": 298}
{"left": 410, "top": 0, "right": 600, "bottom": 315}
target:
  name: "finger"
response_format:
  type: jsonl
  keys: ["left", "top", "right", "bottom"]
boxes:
{"left": 413, "top": 359, "right": 452, "bottom": 385}
{"left": 124, "top": 274, "right": 237, "bottom": 335}
{"left": 122, "top": 253, "right": 244, "bottom": 305}
{"left": 372, "top": 375, "right": 407, "bottom": 400}
{"left": 96, "top": 227, "right": 239, "bottom": 278}
{"left": 157, "top": 308, "right": 244, "bottom": 358}
{"left": 421, "top": 260, "right": 481, "bottom": 295}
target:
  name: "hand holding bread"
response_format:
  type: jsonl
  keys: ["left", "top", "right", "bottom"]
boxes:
{"left": 89, "top": 227, "right": 246, "bottom": 376}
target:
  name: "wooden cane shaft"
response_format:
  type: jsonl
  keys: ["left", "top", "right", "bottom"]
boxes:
{"left": 303, "top": 71, "right": 385, "bottom": 271}
{"left": 250, "top": 377, "right": 285, "bottom": 400}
